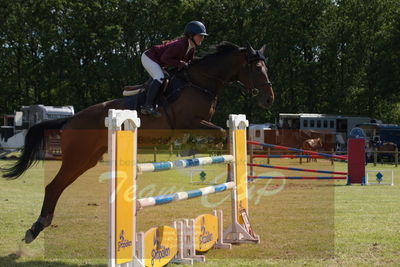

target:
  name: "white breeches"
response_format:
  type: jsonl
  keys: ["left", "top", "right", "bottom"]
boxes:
{"left": 141, "top": 52, "right": 165, "bottom": 82}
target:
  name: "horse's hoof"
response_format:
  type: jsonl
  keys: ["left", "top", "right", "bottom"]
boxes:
{"left": 23, "top": 229, "right": 35, "bottom": 244}
{"left": 23, "top": 222, "right": 44, "bottom": 244}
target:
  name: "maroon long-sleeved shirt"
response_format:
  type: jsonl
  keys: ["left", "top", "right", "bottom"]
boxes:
{"left": 144, "top": 37, "right": 195, "bottom": 68}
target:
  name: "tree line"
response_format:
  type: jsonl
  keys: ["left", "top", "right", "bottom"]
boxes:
{"left": 1, "top": 0, "right": 399, "bottom": 126}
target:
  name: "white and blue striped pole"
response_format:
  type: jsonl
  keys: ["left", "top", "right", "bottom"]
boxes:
{"left": 137, "top": 155, "right": 234, "bottom": 173}
{"left": 137, "top": 182, "right": 235, "bottom": 208}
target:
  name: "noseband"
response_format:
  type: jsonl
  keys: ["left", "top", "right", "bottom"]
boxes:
{"left": 244, "top": 51, "right": 272, "bottom": 97}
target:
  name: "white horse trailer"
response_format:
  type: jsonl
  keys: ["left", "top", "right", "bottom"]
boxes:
{"left": 248, "top": 123, "right": 277, "bottom": 149}
{"left": 0, "top": 105, "right": 74, "bottom": 158}
{"left": 278, "top": 113, "right": 376, "bottom": 145}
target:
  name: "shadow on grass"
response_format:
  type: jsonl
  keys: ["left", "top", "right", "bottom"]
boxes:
{"left": 0, "top": 254, "right": 106, "bottom": 267}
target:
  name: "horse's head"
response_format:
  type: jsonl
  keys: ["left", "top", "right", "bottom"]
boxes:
{"left": 237, "top": 43, "right": 274, "bottom": 108}
{"left": 188, "top": 41, "right": 274, "bottom": 108}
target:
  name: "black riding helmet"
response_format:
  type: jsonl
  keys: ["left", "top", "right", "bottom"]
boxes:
{"left": 184, "top": 21, "right": 208, "bottom": 36}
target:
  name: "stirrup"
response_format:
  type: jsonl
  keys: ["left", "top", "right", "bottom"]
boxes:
{"left": 141, "top": 106, "right": 161, "bottom": 118}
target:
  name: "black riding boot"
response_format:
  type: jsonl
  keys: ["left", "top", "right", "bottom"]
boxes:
{"left": 141, "top": 79, "right": 162, "bottom": 117}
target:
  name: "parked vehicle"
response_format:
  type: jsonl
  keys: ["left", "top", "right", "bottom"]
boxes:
{"left": 0, "top": 105, "right": 74, "bottom": 159}
{"left": 278, "top": 113, "right": 379, "bottom": 151}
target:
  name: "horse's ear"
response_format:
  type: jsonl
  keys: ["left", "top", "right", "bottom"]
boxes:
{"left": 246, "top": 42, "right": 255, "bottom": 53}
{"left": 259, "top": 44, "right": 266, "bottom": 55}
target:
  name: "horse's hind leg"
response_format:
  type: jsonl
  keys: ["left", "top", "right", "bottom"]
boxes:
{"left": 24, "top": 136, "right": 106, "bottom": 243}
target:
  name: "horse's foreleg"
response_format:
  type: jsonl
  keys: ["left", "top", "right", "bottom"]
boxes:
{"left": 24, "top": 144, "right": 106, "bottom": 243}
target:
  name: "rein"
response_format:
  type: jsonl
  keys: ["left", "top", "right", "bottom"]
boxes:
{"left": 187, "top": 54, "right": 272, "bottom": 98}
{"left": 184, "top": 71, "right": 228, "bottom": 98}
{"left": 184, "top": 45, "right": 272, "bottom": 98}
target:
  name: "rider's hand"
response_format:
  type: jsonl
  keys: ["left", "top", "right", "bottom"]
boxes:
{"left": 179, "top": 61, "right": 189, "bottom": 70}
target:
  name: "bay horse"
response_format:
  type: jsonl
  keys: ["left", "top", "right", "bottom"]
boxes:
{"left": 302, "top": 138, "right": 323, "bottom": 162}
{"left": 1, "top": 42, "right": 274, "bottom": 243}
{"left": 377, "top": 142, "right": 398, "bottom": 162}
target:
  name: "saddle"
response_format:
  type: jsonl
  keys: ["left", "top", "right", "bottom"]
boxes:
{"left": 122, "top": 69, "right": 188, "bottom": 110}
{"left": 123, "top": 69, "right": 185, "bottom": 98}
{"left": 123, "top": 78, "right": 161, "bottom": 96}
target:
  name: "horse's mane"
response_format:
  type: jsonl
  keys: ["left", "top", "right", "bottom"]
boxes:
{"left": 192, "top": 41, "right": 243, "bottom": 64}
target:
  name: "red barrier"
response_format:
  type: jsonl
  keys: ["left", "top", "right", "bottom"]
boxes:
{"left": 248, "top": 176, "right": 347, "bottom": 180}
{"left": 252, "top": 154, "right": 346, "bottom": 159}
{"left": 248, "top": 163, "right": 348, "bottom": 175}
{"left": 347, "top": 138, "right": 365, "bottom": 184}
{"left": 247, "top": 141, "right": 347, "bottom": 161}
{"left": 248, "top": 138, "right": 366, "bottom": 185}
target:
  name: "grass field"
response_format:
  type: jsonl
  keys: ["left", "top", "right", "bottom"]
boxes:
{"left": 0, "top": 153, "right": 399, "bottom": 267}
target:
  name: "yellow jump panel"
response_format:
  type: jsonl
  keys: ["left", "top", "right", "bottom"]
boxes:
{"left": 234, "top": 129, "right": 247, "bottom": 224}
{"left": 115, "top": 130, "right": 135, "bottom": 265}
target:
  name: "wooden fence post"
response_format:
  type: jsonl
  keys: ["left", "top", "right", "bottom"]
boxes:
{"left": 249, "top": 142, "right": 254, "bottom": 176}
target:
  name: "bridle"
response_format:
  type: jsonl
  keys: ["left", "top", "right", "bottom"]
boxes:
{"left": 187, "top": 48, "right": 272, "bottom": 98}
{"left": 244, "top": 49, "right": 273, "bottom": 97}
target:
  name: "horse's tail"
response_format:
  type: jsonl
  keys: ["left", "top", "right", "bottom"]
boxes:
{"left": 1, "top": 117, "right": 70, "bottom": 179}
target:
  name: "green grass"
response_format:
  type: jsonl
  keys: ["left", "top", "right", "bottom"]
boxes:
{"left": 0, "top": 155, "right": 399, "bottom": 267}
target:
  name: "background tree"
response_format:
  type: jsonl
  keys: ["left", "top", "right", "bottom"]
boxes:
{"left": 0, "top": 0, "right": 399, "bottom": 126}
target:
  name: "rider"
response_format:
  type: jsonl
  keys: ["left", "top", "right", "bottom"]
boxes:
{"left": 140, "top": 21, "right": 208, "bottom": 117}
